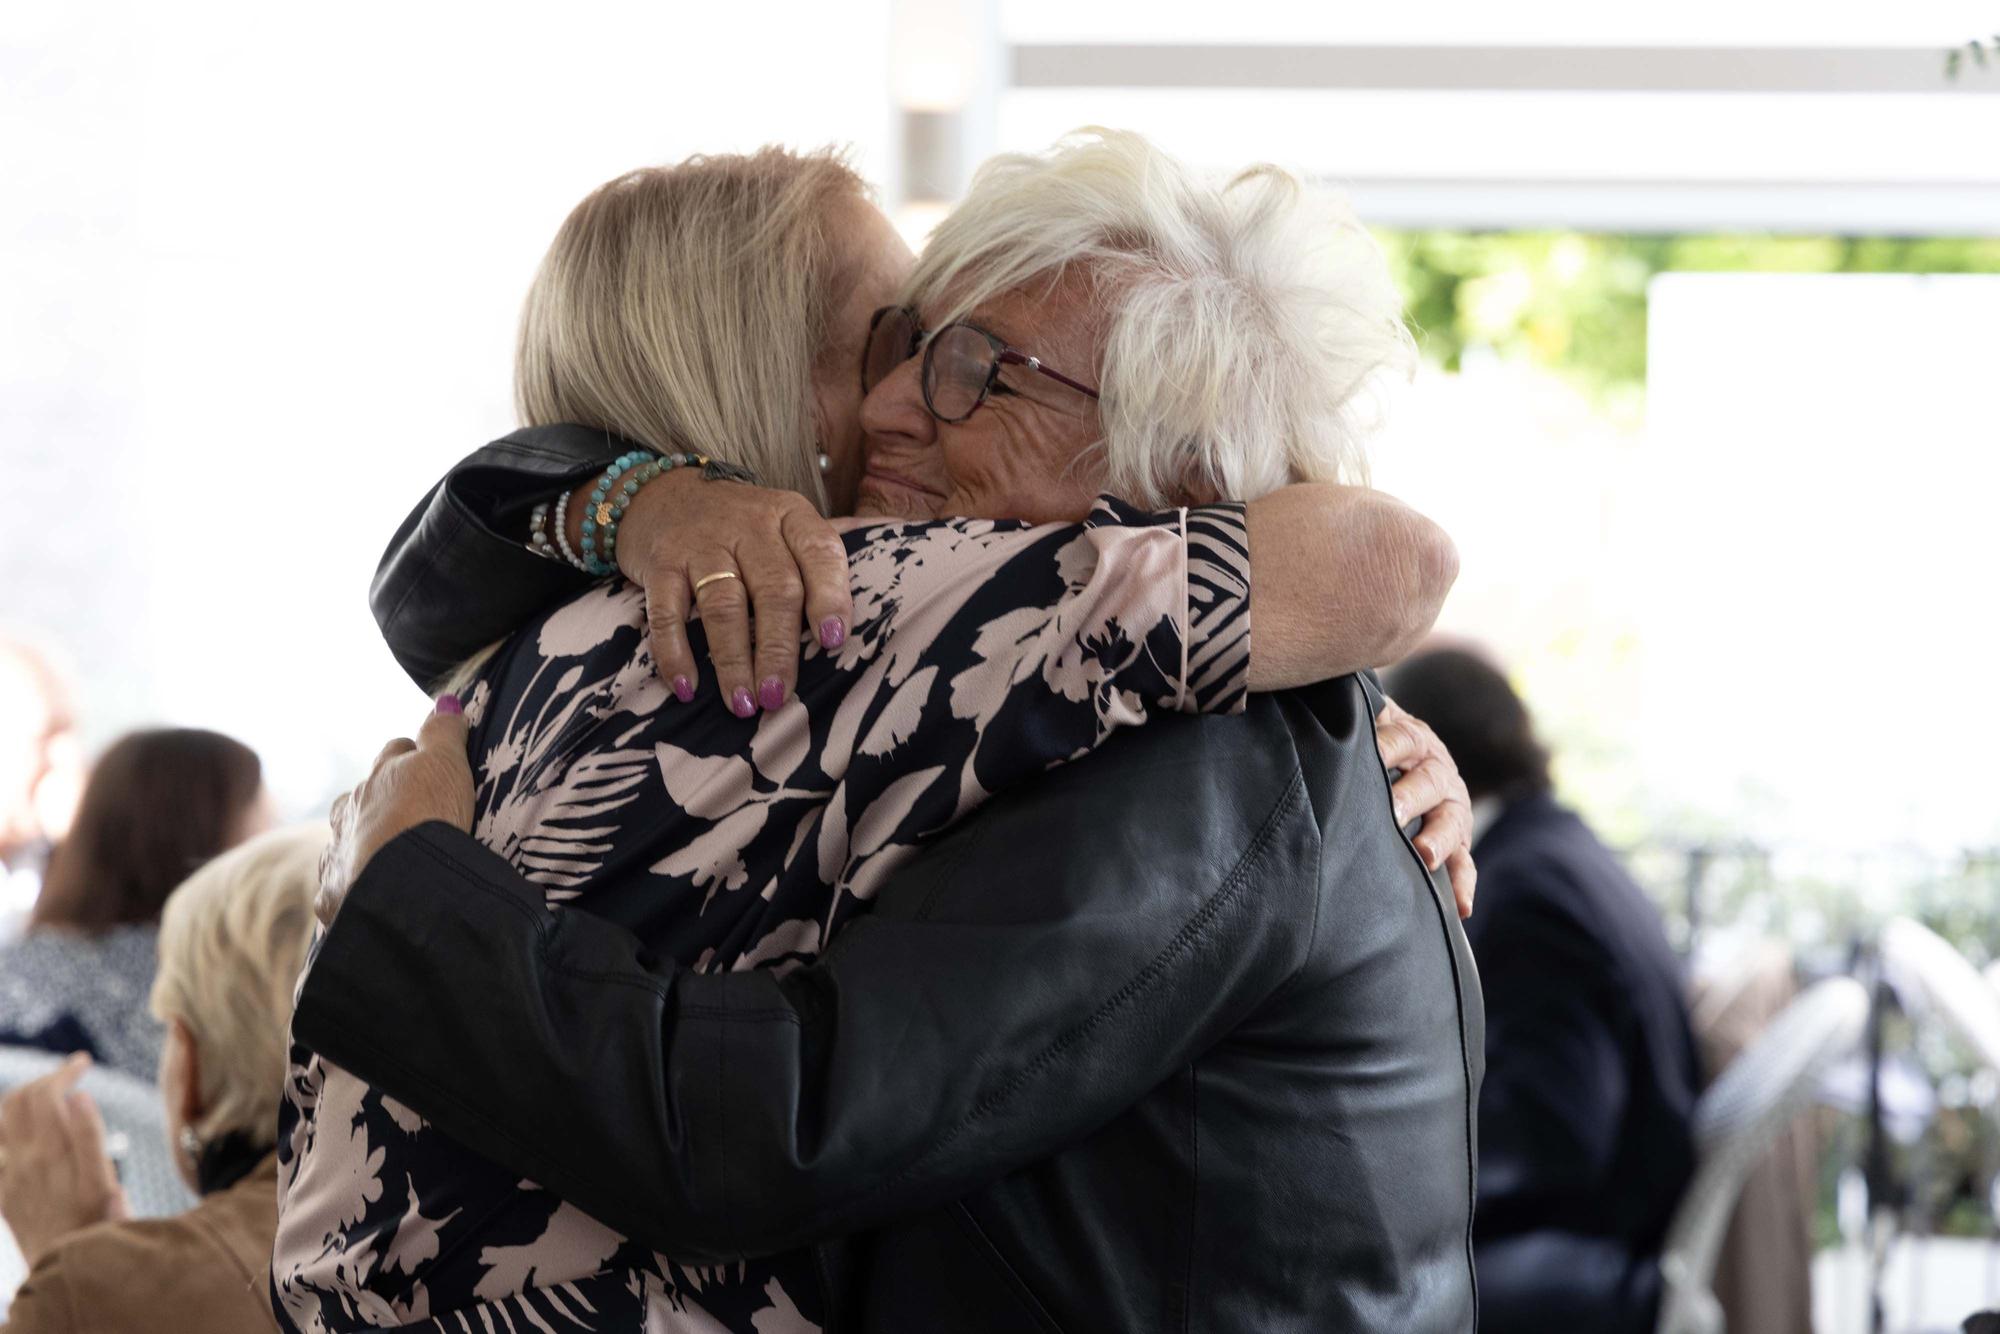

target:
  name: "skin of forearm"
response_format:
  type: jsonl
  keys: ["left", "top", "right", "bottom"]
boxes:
{"left": 569, "top": 469, "right": 1451, "bottom": 688}
{"left": 1246, "top": 484, "right": 1458, "bottom": 690}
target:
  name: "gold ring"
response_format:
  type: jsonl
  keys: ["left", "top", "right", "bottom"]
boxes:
{"left": 692, "top": 570, "right": 741, "bottom": 594}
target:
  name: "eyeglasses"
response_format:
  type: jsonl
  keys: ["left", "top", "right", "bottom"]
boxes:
{"left": 861, "top": 305, "right": 1100, "bottom": 424}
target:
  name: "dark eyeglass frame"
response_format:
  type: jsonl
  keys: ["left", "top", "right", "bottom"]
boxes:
{"left": 862, "top": 304, "right": 1101, "bottom": 424}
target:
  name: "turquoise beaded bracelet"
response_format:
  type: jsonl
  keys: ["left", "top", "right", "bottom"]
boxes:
{"left": 578, "top": 451, "right": 711, "bottom": 577}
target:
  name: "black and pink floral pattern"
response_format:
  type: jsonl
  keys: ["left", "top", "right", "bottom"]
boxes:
{"left": 274, "top": 498, "right": 1250, "bottom": 1333}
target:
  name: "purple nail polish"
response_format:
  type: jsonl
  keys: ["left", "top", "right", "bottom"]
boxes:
{"left": 758, "top": 677, "right": 786, "bottom": 712}
{"left": 672, "top": 675, "right": 694, "bottom": 703}
{"left": 730, "top": 688, "right": 756, "bottom": 718}
{"left": 819, "top": 616, "right": 846, "bottom": 650}
{"left": 436, "top": 694, "right": 463, "bottom": 716}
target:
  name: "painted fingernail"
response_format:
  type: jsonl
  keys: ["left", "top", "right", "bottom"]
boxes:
{"left": 436, "top": 694, "right": 463, "bottom": 716}
{"left": 758, "top": 677, "right": 787, "bottom": 711}
{"left": 819, "top": 616, "right": 846, "bottom": 650}
{"left": 730, "top": 688, "right": 757, "bottom": 718}
{"left": 672, "top": 675, "right": 694, "bottom": 703}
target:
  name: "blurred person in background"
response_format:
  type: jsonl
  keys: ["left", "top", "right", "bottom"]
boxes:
{"left": 0, "top": 824, "right": 322, "bottom": 1333}
{"left": 289, "top": 131, "right": 1482, "bottom": 1333}
{"left": 0, "top": 728, "right": 272, "bottom": 1078}
{"left": 1385, "top": 644, "right": 1700, "bottom": 1334}
{"left": 0, "top": 642, "right": 83, "bottom": 936}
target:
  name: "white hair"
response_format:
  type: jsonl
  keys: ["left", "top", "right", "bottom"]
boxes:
{"left": 150, "top": 824, "right": 324, "bottom": 1146}
{"left": 907, "top": 128, "right": 1414, "bottom": 505}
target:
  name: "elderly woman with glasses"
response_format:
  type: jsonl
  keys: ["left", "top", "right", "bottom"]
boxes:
{"left": 281, "top": 130, "right": 1481, "bottom": 1333}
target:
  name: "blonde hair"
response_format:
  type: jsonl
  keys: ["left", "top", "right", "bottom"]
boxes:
{"left": 515, "top": 147, "right": 870, "bottom": 513}
{"left": 149, "top": 824, "right": 324, "bottom": 1146}
{"left": 907, "top": 128, "right": 1414, "bottom": 506}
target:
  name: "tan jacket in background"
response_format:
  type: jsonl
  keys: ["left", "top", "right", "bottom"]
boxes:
{"left": 3, "top": 1153, "right": 278, "bottom": 1334}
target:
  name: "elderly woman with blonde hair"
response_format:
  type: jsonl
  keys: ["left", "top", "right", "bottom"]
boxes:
{"left": 290, "top": 129, "right": 1481, "bottom": 1332}
{"left": 0, "top": 825, "right": 323, "bottom": 1333}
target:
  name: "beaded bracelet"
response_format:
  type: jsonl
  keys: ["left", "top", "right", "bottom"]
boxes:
{"left": 552, "top": 488, "right": 584, "bottom": 571}
{"left": 534, "top": 450, "right": 730, "bottom": 578}
{"left": 608, "top": 452, "right": 719, "bottom": 572}
{"left": 527, "top": 502, "right": 557, "bottom": 561}
{"left": 579, "top": 451, "right": 658, "bottom": 576}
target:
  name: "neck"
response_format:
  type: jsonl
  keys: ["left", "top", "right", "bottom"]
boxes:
{"left": 194, "top": 1129, "right": 270, "bottom": 1195}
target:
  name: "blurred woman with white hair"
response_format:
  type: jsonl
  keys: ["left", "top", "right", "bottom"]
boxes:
{"left": 284, "top": 129, "right": 1481, "bottom": 1331}
{"left": 0, "top": 824, "right": 323, "bottom": 1333}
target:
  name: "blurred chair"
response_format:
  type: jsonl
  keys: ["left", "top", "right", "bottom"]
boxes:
{"left": 0, "top": 1045, "right": 194, "bottom": 1316}
{"left": 1656, "top": 977, "right": 1869, "bottom": 1334}
{"left": 1880, "top": 918, "right": 2000, "bottom": 1076}
{"left": 1688, "top": 940, "right": 1818, "bottom": 1334}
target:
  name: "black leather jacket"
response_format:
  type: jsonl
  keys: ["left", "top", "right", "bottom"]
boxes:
{"left": 328, "top": 429, "right": 1486, "bottom": 1330}
{"left": 368, "top": 426, "right": 611, "bottom": 690}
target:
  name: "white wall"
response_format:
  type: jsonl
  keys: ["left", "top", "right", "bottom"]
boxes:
{"left": 2, "top": 0, "right": 894, "bottom": 814}
{"left": 1374, "top": 274, "right": 2000, "bottom": 860}
{"left": 1639, "top": 272, "right": 2000, "bottom": 856}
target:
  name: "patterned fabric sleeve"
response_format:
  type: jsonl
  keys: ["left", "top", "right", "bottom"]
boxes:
{"left": 832, "top": 495, "right": 1250, "bottom": 769}
{"left": 269, "top": 494, "right": 1253, "bottom": 1334}
{"left": 814, "top": 496, "right": 1252, "bottom": 906}
{"left": 1080, "top": 496, "right": 1252, "bottom": 715}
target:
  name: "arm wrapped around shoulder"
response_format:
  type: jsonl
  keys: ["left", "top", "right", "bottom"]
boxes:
{"left": 1245, "top": 483, "right": 1457, "bottom": 690}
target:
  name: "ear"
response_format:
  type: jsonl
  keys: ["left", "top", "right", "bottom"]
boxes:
{"left": 168, "top": 1017, "right": 204, "bottom": 1129}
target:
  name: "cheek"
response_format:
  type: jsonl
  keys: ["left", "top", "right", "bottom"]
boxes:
{"left": 1000, "top": 418, "right": 1105, "bottom": 522}
{"left": 939, "top": 422, "right": 1084, "bottom": 523}
{"left": 937, "top": 430, "right": 1003, "bottom": 503}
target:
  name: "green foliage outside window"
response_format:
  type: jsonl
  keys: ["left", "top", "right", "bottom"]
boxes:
{"left": 1946, "top": 35, "right": 2000, "bottom": 78}
{"left": 1375, "top": 231, "right": 2000, "bottom": 399}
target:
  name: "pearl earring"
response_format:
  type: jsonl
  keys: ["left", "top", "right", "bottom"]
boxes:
{"left": 817, "top": 451, "right": 831, "bottom": 474}
{"left": 179, "top": 1125, "right": 202, "bottom": 1164}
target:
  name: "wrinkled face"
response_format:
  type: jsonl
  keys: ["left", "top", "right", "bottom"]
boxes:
{"left": 854, "top": 269, "right": 1108, "bottom": 523}
{"left": 811, "top": 195, "right": 916, "bottom": 516}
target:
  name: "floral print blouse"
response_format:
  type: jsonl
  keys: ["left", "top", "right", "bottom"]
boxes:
{"left": 273, "top": 498, "right": 1250, "bottom": 1334}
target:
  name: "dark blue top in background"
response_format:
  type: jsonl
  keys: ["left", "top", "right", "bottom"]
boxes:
{"left": 1467, "top": 792, "right": 1702, "bottom": 1334}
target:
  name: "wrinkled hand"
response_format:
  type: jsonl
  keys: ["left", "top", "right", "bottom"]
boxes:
{"left": 0, "top": 1054, "right": 130, "bottom": 1268}
{"left": 1375, "top": 696, "right": 1477, "bottom": 918}
{"left": 318, "top": 700, "right": 475, "bottom": 927}
{"left": 608, "top": 469, "right": 853, "bottom": 717}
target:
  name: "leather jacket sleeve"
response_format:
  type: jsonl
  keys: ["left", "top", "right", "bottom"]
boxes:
{"left": 291, "top": 708, "right": 1322, "bottom": 1263}
{"left": 370, "top": 426, "right": 637, "bottom": 689}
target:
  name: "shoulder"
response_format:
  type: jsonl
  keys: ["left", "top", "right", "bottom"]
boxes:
{"left": 96, "top": 924, "right": 160, "bottom": 967}
{"left": 0, "top": 931, "right": 69, "bottom": 971}
{"left": 183, "top": 1157, "right": 283, "bottom": 1280}
{"left": 0, "top": 933, "right": 90, "bottom": 1011}
{"left": 0, "top": 927, "right": 150, "bottom": 971}
{"left": 1466, "top": 801, "right": 1657, "bottom": 963}
{"left": 482, "top": 423, "right": 635, "bottom": 465}
{"left": 1267, "top": 674, "right": 1394, "bottom": 814}
{"left": 2, "top": 1238, "right": 80, "bottom": 1334}
{"left": 1473, "top": 800, "right": 1600, "bottom": 897}
{"left": 10, "top": 1217, "right": 209, "bottom": 1333}
{"left": 31, "top": 1180, "right": 278, "bottom": 1320}
{"left": 47, "top": 1209, "right": 222, "bottom": 1273}
{"left": 919, "top": 696, "right": 1309, "bottom": 897}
